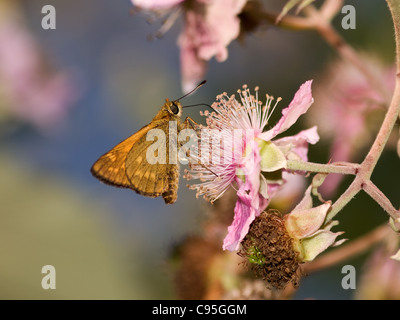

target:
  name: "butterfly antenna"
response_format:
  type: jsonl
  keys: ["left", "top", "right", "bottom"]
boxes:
{"left": 182, "top": 103, "right": 213, "bottom": 110}
{"left": 175, "top": 80, "right": 207, "bottom": 101}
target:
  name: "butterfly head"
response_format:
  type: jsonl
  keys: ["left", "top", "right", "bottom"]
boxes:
{"left": 164, "top": 99, "right": 183, "bottom": 118}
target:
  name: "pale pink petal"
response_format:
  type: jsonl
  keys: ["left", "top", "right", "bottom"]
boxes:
{"left": 131, "top": 0, "right": 183, "bottom": 10}
{"left": 223, "top": 182, "right": 257, "bottom": 251}
{"left": 391, "top": 249, "right": 400, "bottom": 261}
{"left": 178, "top": 0, "right": 246, "bottom": 89}
{"left": 223, "top": 185, "right": 270, "bottom": 251}
{"left": 292, "top": 185, "right": 313, "bottom": 211}
{"left": 273, "top": 126, "right": 319, "bottom": 162}
{"left": 223, "top": 140, "right": 269, "bottom": 251}
{"left": 197, "top": 0, "right": 246, "bottom": 62}
{"left": 285, "top": 202, "right": 331, "bottom": 239}
{"left": 243, "top": 140, "right": 261, "bottom": 186}
{"left": 179, "top": 38, "right": 208, "bottom": 93}
{"left": 259, "top": 80, "right": 314, "bottom": 141}
{"left": 266, "top": 182, "right": 282, "bottom": 198}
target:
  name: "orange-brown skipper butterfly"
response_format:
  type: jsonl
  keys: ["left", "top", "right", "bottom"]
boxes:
{"left": 91, "top": 81, "right": 205, "bottom": 204}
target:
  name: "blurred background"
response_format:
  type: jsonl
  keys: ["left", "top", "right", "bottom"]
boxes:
{"left": 0, "top": 0, "right": 397, "bottom": 299}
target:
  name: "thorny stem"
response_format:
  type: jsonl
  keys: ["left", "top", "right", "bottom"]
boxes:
{"left": 362, "top": 181, "right": 399, "bottom": 221}
{"left": 326, "top": 182, "right": 361, "bottom": 221}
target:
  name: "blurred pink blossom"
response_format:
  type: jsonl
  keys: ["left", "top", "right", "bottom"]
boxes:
{"left": 307, "top": 57, "right": 396, "bottom": 196}
{"left": 132, "top": 0, "right": 184, "bottom": 10}
{"left": 356, "top": 234, "right": 400, "bottom": 299}
{"left": 131, "top": 0, "right": 247, "bottom": 92}
{"left": 0, "top": 4, "right": 77, "bottom": 131}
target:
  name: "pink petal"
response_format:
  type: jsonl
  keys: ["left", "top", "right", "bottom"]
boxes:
{"left": 223, "top": 183, "right": 257, "bottom": 251}
{"left": 196, "top": 0, "right": 246, "bottom": 62}
{"left": 0, "top": 18, "right": 77, "bottom": 131}
{"left": 259, "top": 80, "right": 314, "bottom": 141}
{"left": 223, "top": 185, "right": 270, "bottom": 251}
{"left": 223, "top": 141, "right": 268, "bottom": 251}
{"left": 178, "top": 0, "right": 246, "bottom": 90}
{"left": 179, "top": 37, "right": 208, "bottom": 93}
{"left": 292, "top": 185, "right": 313, "bottom": 211}
{"left": 131, "top": 0, "right": 184, "bottom": 10}
{"left": 242, "top": 139, "right": 262, "bottom": 188}
{"left": 273, "top": 126, "right": 319, "bottom": 162}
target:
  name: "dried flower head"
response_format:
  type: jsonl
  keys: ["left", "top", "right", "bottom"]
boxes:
{"left": 239, "top": 211, "right": 301, "bottom": 289}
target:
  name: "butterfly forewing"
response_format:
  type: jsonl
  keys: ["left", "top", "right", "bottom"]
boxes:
{"left": 90, "top": 130, "right": 145, "bottom": 188}
{"left": 91, "top": 118, "right": 180, "bottom": 204}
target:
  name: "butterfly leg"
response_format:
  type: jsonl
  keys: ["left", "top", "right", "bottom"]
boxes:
{"left": 181, "top": 116, "right": 200, "bottom": 131}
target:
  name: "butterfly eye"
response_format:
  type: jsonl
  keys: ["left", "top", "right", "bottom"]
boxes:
{"left": 170, "top": 102, "right": 180, "bottom": 115}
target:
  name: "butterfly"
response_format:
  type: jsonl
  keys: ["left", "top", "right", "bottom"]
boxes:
{"left": 90, "top": 81, "right": 206, "bottom": 204}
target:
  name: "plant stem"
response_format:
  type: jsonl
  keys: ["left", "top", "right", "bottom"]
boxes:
{"left": 253, "top": 9, "right": 315, "bottom": 30}
{"left": 286, "top": 159, "right": 358, "bottom": 175}
{"left": 361, "top": 0, "right": 400, "bottom": 174}
{"left": 326, "top": 180, "right": 361, "bottom": 221}
{"left": 362, "top": 180, "right": 400, "bottom": 220}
